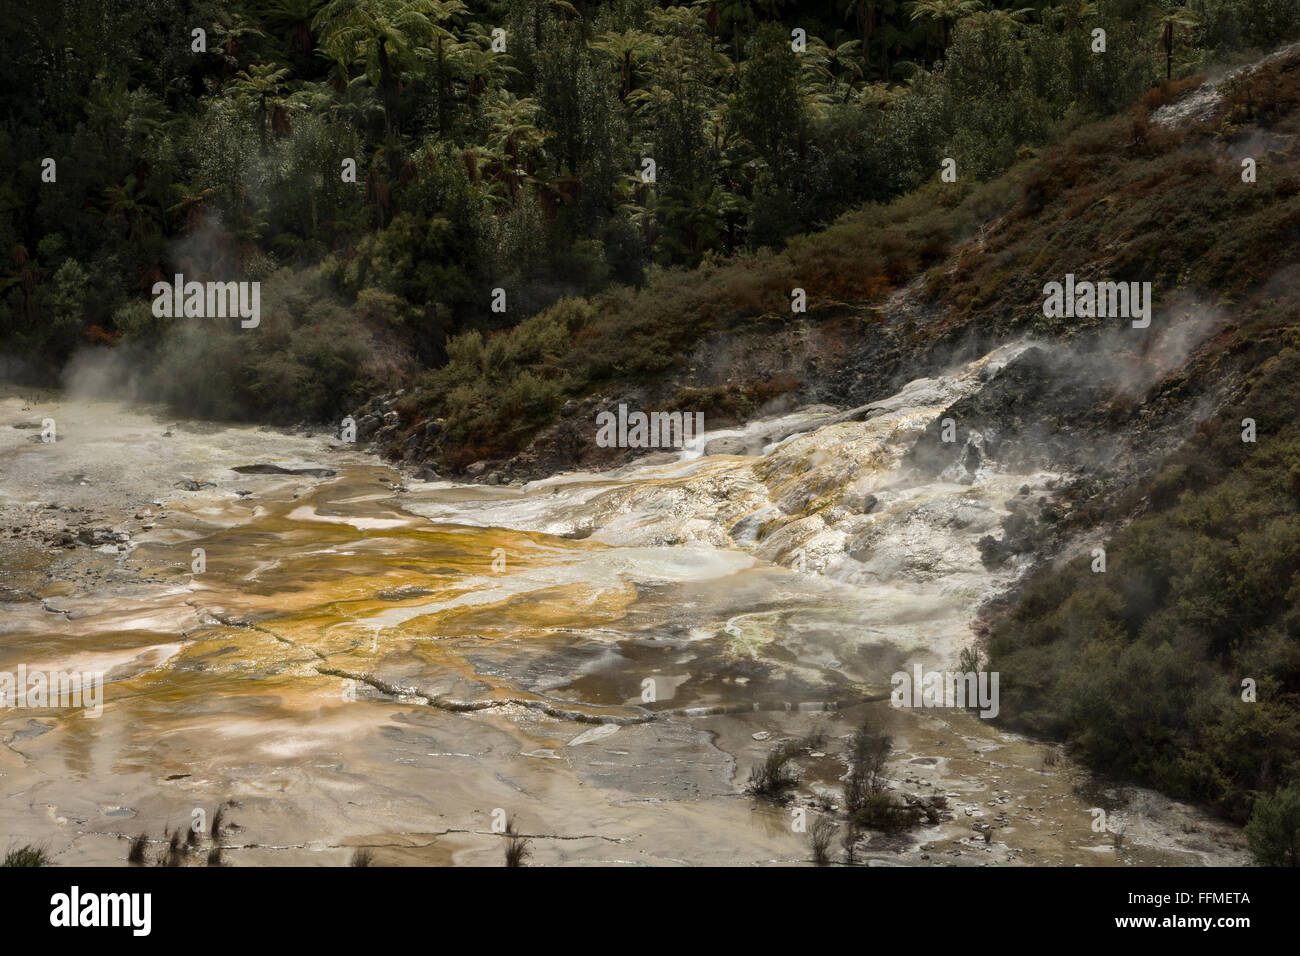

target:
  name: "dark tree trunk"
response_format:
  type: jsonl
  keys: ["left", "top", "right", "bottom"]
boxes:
{"left": 377, "top": 39, "right": 399, "bottom": 136}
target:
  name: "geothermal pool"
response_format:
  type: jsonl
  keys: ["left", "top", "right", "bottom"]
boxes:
{"left": 0, "top": 349, "right": 1246, "bottom": 865}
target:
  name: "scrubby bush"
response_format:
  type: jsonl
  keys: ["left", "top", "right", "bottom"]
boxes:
{"left": 852, "top": 791, "right": 922, "bottom": 832}
{"left": 2, "top": 845, "right": 50, "bottom": 867}
{"left": 843, "top": 719, "right": 892, "bottom": 817}
{"left": 747, "top": 740, "right": 801, "bottom": 798}
{"left": 1246, "top": 783, "right": 1300, "bottom": 866}
{"left": 989, "top": 347, "right": 1300, "bottom": 823}
{"left": 127, "top": 833, "right": 148, "bottom": 865}
{"left": 807, "top": 814, "right": 837, "bottom": 866}
{"left": 503, "top": 817, "right": 531, "bottom": 867}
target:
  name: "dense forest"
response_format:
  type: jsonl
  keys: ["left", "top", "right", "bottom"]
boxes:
{"left": 2, "top": 0, "right": 1294, "bottom": 423}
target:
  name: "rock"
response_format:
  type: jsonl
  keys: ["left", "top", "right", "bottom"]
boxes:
{"left": 414, "top": 466, "right": 440, "bottom": 482}
{"left": 568, "top": 724, "right": 621, "bottom": 747}
{"left": 844, "top": 492, "right": 878, "bottom": 514}
{"left": 76, "top": 528, "right": 116, "bottom": 546}
{"left": 465, "top": 460, "right": 490, "bottom": 477}
{"left": 232, "top": 464, "right": 335, "bottom": 478}
{"left": 703, "top": 435, "right": 763, "bottom": 456}
{"left": 176, "top": 479, "right": 215, "bottom": 491}
{"left": 355, "top": 414, "right": 381, "bottom": 442}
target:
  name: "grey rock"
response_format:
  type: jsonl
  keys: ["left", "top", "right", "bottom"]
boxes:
{"left": 843, "top": 492, "right": 878, "bottom": 514}
{"left": 355, "top": 414, "right": 381, "bottom": 442}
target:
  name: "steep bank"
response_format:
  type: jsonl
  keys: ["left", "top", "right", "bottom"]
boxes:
{"left": 363, "top": 43, "right": 1299, "bottom": 487}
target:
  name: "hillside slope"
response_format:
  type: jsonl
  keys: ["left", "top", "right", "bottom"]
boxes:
{"left": 357, "top": 44, "right": 1300, "bottom": 830}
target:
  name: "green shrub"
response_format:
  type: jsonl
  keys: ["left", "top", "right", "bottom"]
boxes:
{"left": 747, "top": 740, "right": 801, "bottom": 798}
{"left": 989, "top": 346, "right": 1300, "bottom": 822}
{"left": 1246, "top": 783, "right": 1300, "bottom": 866}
